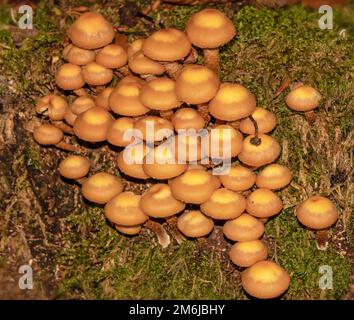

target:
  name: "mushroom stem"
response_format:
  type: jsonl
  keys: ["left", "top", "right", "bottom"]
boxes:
{"left": 159, "top": 110, "right": 174, "bottom": 121}
{"left": 203, "top": 48, "right": 220, "bottom": 76}
{"left": 164, "top": 62, "right": 182, "bottom": 79}
{"left": 55, "top": 140, "right": 83, "bottom": 153}
{"left": 51, "top": 120, "right": 74, "bottom": 134}
{"left": 304, "top": 110, "right": 316, "bottom": 124}
{"left": 197, "top": 103, "right": 211, "bottom": 123}
{"left": 166, "top": 216, "right": 185, "bottom": 244}
{"left": 117, "top": 65, "right": 131, "bottom": 77}
{"left": 259, "top": 218, "right": 268, "bottom": 224}
{"left": 184, "top": 47, "right": 198, "bottom": 64}
{"left": 73, "top": 88, "right": 88, "bottom": 96}
{"left": 144, "top": 220, "right": 171, "bottom": 248}
{"left": 249, "top": 115, "right": 261, "bottom": 146}
{"left": 315, "top": 229, "right": 329, "bottom": 251}
{"left": 76, "top": 177, "right": 87, "bottom": 185}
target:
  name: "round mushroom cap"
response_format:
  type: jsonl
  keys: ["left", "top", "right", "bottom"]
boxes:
{"left": 209, "top": 125, "right": 243, "bottom": 159}
{"left": 140, "top": 184, "right": 185, "bottom": 218}
{"left": 175, "top": 65, "right": 220, "bottom": 104}
{"left": 82, "top": 172, "right": 124, "bottom": 204}
{"left": 128, "top": 51, "right": 165, "bottom": 76}
{"left": 200, "top": 188, "right": 246, "bottom": 220}
{"left": 107, "top": 117, "right": 135, "bottom": 147}
{"left": 186, "top": 8, "right": 236, "bottom": 49}
{"left": 229, "top": 240, "right": 268, "bottom": 268}
{"left": 96, "top": 44, "right": 128, "bottom": 69}
{"left": 73, "top": 106, "right": 114, "bottom": 142}
{"left": 174, "top": 132, "right": 204, "bottom": 162}
{"left": 117, "top": 143, "right": 151, "bottom": 180}
{"left": 239, "top": 107, "right": 277, "bottom": 135}
{"left": 241, "top": 260, "right": 290, "bottom": 299}
{"left": 64, "top": 107, "right": 78, "bottom": 126}
{"left": 71, "top": 95, "right": 96, "bottom": 115}
{"left": 67, "top": 12, "right": 115, "bottom": 50}
{"left": 119, "top": 75, "right": 145, "bottom": 86}
{"left": 63, "top": 44, "right": 95, "bottom": 65}
{"left": 172, "top": 108, "right": 205, "bottom": 131}
{"left": 94, "top": 87, "right": 113, "bottom": 109}
{"left": 246, "top": 188, "right": 283, "bottom": 218}
{"left": 296, "top": 196, "right": 338, "bottom": 230}
{"left": 219, "top": 165, "right": 256, "bottom": 191}
{"left": 104, "top": 192, "right": 148, "bottom": 226}
{"left": 223, "top": 213, "right": 265, "bottom": 242}
{"left": 238, "top": 134, "right": 281, "bottom": 167}
{"left": 59, "top": 155, "right": 90, "bottom": 180}
{"left": 285, "top": 85, "right": 321, "bottom": 112}
{"left": 134, "top": 116, "right": 174, "bottom": 143}
{"left": 127, "top": 38, "right": 145, "bottom": 58}
{"left": 209, "top": 83, "right": 256, "bottom": 121}
{"left": 109, "top": 81, "right": 150, "bottom": 116}
{"left": 177, "top": 210, "right": 214, "bottom": 238}
{"left": 143, "top": 144, "right": 187, "bottom": 180}
{"left": 115, "top": 224, "right": 142, "bottom": 236}
{"left": 139, "top": 77, "right": 181, "bottom": 111}
{"left": 55, "top": 63, "right": 84, "bottom": 90}
{"left": 256, "top": 164, "right": 292, "bottom": 190}
{"left": 33, "top": 124, "right": 63, "bottom": 145}
{"left": 82, "top": 62, "right": 113, "bottom": 86}
{"left": 169, "top": 169, "right": 220, "bottom": 204}
{"left": 36, "top": 95, "right": 68, "bottom": 121}
{"left": 142, "top": 28, "right": 191, "bottom": 62}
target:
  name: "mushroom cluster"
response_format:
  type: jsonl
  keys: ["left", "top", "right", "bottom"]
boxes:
{"left": 32, "top": 8, "right": 335, "bottom": 300}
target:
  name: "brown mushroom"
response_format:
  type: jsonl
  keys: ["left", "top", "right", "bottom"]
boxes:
{"left": 107, "top": 117, "right": 136, "bottom": 147}
{"left": 36, "top": 94, "right": 68, "bottom": 121}
{"left": 128, "top": 51, "right": 165, "bottom": 77}
{"left": 239, "top": 107, "right": 277, "bottom": 135}
{"left": 177, "top": 210, "right": 214, "bottom": 238}
{"left": 71, "top": 95, "right": 96, "bottom": 115}
{"left": 115, "top": 224, "right": 142, "bottom": 236}
{"left": 81, "top": 62, "right": 113, "bottom": 86}
{"left": 229, "top": 240, "right": 268, "bottom": 268}
{"left": 172, "top": 108, "right": 205, "bottom": 132}
{"left": 134, "top": 116, "right": 174, "bottom": 143}
{"left": 59, "top": 155, "right": 90, "bottom": 180}
{"left": 94, "top": 87, "right": 113, "bottom": 109}
{"left": 219, "top": 165, "right": 256, "bottom": 192}
{"left": 55, "top": 63, "right": 85, "bottom": 91}
{"left": 256, "top": 164, "right": 292, "bottom": 190}
{"left": 246, "top": 188, "right": 283, "bottom": 219}
{"left": 95, "top": 44, "right": 128, "bottom": 69}
{"left": 63, "top": 44, "right": 95, "bottom": 66}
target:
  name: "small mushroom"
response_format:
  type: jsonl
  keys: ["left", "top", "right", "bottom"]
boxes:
{"left": 229, "top": 240, "right": 268, "bottom": 268}
{"left": 246, "top": 188, "right": 283, "bottom": 219}
{"left": 128, "top": 51, "right": 165, "bottom": 77}
{"left": 296, "top": 196, "right": 338, "bottom": 250}
{"left": 134, "top": 116, "right": 174, "bottom": 143}
{"left": 241, "top": 260, "right": 290, "bottom": 299}
{"left": 115, "top": 224, "right": 142, "bottom": 236}
{"left": 63, "top": 44, "right": 95, "bottom": 66}
{"left": 185, "top": 9, "right": 236, "bottom": 75}
{"left": 200, "top": 188, "right": 246, "bottom": 220}
{"left": 140, "top": 183, "right": 185, "bottom": 218}
{"left": 81, "top": 172, "right": 124, "bottom": 204}
{"left": 81, "top": 62, "right": 113, "bottom": 86}
{"left": 64, "top": 107, "right": 78, "bottom": 126}
{"left": 172, "top": 108, "right": 205, "bottom": 132}
{"left": 94, "top": 87, "right": 113, "bottom": 109}
{"left": 239, "top": 107, "right": 277, "bottom": 135}
{"left": 177, "top": 210, "right": 214, "bottom": 238}
{"left": 59, "top": 155, "right": 90, "bottom": 180}
{"left": 209, "top": 83, "right": 256, "bottom": 121}
{"left": 127, "top": 38, "right": 145, "bottom": 58}
{"left": 36, "top": 94, "right": 68, "bottom": 121}
{"left": 95, "top": 44, "right": 128, "bottom": 69}
{"left": 174, "top": 132, "right": 204, "bottom": 163}
{"left": 256, "top": 164, "right": 292, "bottom": 190}
{"left": 107, "top": 117, "right": 135, "bottom": 147}
{"left": 219, "top": 165, "right": 256, "bottom": 192}
{"left": 55, "top": 63, "right": 85, "bottom": 91}
{"left": 71, "top": 95, "right": 96, "bottom": 115}
{"left": 223, "top": 213, "right": 265, "bottom": 242}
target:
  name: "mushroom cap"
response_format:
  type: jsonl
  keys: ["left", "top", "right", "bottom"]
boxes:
{"left": 95, "top": 44, "right": 128, "bottom": 69}
{"left": 239, "top": 107, "right": 277, "bottom": 135}
{"left": 172, "top": 108, "right": 205, "bottom": 131}
{"left": 174, "top": 132, "right": 204, "bottom": 162}
{"left": 67, "top": 12, "right": 115, "bottom": 50}
{"left": 177, "top": 210, "right": 214, "bottom": 238}
{"left": 241, "top": 260, "right": 290, "bottom": 299}
{"left": 115, "top": 224, "right": 142, "bottom": 236}
{"left": 175, "top": 65, "right": 220, "bottom": 104}
{"left": 209, "top": 83, "right": 257, "bottom": 121}
{"left": 134, "top": 116, "right": 174, "bottom": 142}
{"left": 33, "top": 124, "right": 63, "bottom": 145}
{"left": 200, "top": 188, "right": 246, "bottom": 220}
{"left": 36, "top": 95, "right": 68, "bottom": 121}
{"left": 63, "top": 44, "right": 95, "bottom": 66}
{"left": 104, "top": 192, "right": 148, "bottom": 226}
{"left": 142, "top": 28, "right": 191, "bottom": 62}
{"left": 73, "top": 106, "right": 114, "bottom": 142}
{"left": 285, "top": 85, "right": 321, "bottom": 112}
{"left": 143, "top": 144, "right": 187, "bottom": 180}
{"left": 71, "top": 95, "right": 96, "bottom": 115}
{"left": 139, "top": 77, "right": 181, "bottom": 111}
{"left": 128, "top": 51, "right": 165, "bottom": 75}
{"left": 246, "top": 188, "right": 283, "bottom": 218}
{"left": 186, "top": 8, "right": 236, "bottom": 49}
{"left": 117, "top": 143, "right": 151, "bottom": 180}
{"left": 109, "top": 81, "right": 150, "bottom": 116}
{"left": 94, "top": 87, "right": 113, "bottom": 109}
{"left": 140, "top": 183, "right": 185, "bottom": 218}
{"left": 64, "top": 107, "right": 78, "bottom": 126}
{"left": 209, "top": 125, "right": 243, "bottom": 159}
{"left": 82, "top": 172, "right": 124, "bottom": 204}
{"left": 229, "top": 240, "right": 268, "bottom": 268}
{"left": 107, "top": 117, "right": 135, "bottom": 147}
{"left": 119, "top": 75, "right": 145, "bottom": 86}
{"left": 296, "top": 196, "right": 338, "bottom": 230}
{"left": 238, "top": 134, "right": 281, "bottom": 167}
{"left": 59, "top": 155, "right": 90, "bottom": 180}
{"left": 256, "top": 164, "right": 292, "bottom": 190}
{"left": 223, "top": 213, "right": 265, "bottom": 242}
{"left": 127, "top": 38, "right": 145, "bottom": 58}
{"left": 82, "top": 62, "right": 113, "bottom": 86}
{"left": 169, "top": 169, "right": 220, "bottom": 204}
{"left": 219, "top": 165, "right": 256, "bottom": 191}
{"left": 55, "top": 63, "right": 85, "bottom": 90}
